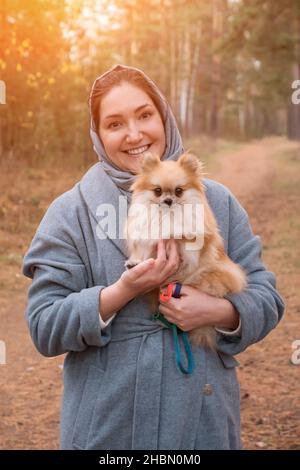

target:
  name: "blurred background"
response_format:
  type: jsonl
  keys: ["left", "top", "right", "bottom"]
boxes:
{"left": 0, "top": 0, "right": 299, "bottom": 450}
{"left": 0, "top": 0, "right": 300, "bottom": 166}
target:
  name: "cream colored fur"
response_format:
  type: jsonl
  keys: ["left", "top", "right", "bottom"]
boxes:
{"left": 124, "top": 152, "right": 247, "bottom": 348}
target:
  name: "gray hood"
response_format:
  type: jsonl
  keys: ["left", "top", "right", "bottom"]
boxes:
{"left": 89, "top": 64, "right": 184, "bottom": 194}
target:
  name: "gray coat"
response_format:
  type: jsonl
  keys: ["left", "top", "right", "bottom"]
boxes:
{"left": 23, "top": 163, "right": 284, "bottom": 450}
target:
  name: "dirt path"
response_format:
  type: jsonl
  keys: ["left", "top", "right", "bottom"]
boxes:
{"left": 211, "top": 137, "right": 300, "bottom": 450}
{"left": 0, "top": 137, "right": 299, "bottom": 449}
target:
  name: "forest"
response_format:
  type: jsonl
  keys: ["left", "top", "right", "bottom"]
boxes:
{"left": 0, "top": 1, "right": 300, "bottom": 451}
{"left": 0, "top": 0, "right": 299, "bottom": 166}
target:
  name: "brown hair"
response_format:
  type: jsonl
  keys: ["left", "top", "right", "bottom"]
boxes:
{"left": 90, "top": 65, "right": 166, "bottom": 133}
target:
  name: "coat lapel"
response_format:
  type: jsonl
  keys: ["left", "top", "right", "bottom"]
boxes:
{"left": 79, "top": 163, "right": 129, "bottom": 258}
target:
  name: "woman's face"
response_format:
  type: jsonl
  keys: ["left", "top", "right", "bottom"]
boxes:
{"left": 98, "top": 82, "right": 166, "bottom": 173}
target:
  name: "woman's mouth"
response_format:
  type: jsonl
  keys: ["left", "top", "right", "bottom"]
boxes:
{"left": 125, "top": 144, "right": 151, "bottom": 156}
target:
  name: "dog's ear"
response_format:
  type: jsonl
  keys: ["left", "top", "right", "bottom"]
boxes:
{"left": 141, "top": 152, "right": 160, "bottom": 172}
{"left": 178, "top": 153, "right": 204, "bottom": 176}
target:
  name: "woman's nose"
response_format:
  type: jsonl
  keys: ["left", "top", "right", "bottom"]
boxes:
{"left": 125, "top": 123, "right": 142, "bottom": 143}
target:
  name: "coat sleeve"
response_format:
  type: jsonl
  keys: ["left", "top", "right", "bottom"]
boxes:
{"left": 23, "top": 225, "right": 111, "bottom": 358}
{"left": 216, "top": 193, "right": 285, "bottom": 356}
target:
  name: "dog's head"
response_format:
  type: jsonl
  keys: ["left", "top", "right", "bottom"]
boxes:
{"left": 130, "top": 152, "right": 205, "bottom": 207}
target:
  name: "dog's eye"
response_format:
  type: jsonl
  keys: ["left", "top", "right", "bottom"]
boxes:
{"left": 154, "top": 187, "right": 162, "bottom": 197}
{"left": 175, "top": 187, "right": 183, "bottom": 197}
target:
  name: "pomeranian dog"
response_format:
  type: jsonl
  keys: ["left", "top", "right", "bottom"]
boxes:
{"left": 124, "top": 152, "right": 246, "bottom": 348}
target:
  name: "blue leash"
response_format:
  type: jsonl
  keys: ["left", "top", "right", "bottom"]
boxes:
{"left": 153, "top": 283, "right": 195, "bottom": 375}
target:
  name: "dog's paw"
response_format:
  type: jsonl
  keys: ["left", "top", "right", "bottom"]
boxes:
{"left": 183, "top": 231, "right": 197, "bottom": 240}
{"left": 124, "top": 259, "right": 139, "bottom": 270}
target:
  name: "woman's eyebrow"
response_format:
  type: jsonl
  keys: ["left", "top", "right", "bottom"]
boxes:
{"left": 103, "top": 103, "right": 153, "bottom": 121}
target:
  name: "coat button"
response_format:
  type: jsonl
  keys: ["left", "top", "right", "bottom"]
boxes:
{"left": 203, "top": 384, "right": 213, "bottom": 395}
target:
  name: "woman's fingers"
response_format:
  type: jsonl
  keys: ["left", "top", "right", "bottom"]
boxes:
{"left": 159, "top": 299, "right": 175, "bottom": 314}
{"left": 165, "top": 239, "right": 171, "bottom": 258}
{"left": 156, "top": 239, "right": 167, "bottom": 262}
{"left": 123, "top": 239, "right": 181, "bottom": 292}
{"left": 125, "top": 258, "right": 155, "bottom": 282}
{"left": 162, "top": 239, "right": 180, "bottom": 276}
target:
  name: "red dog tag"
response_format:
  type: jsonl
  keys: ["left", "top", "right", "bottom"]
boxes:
{"left": 159, "top": 283, "right": 175, "bottom": 303}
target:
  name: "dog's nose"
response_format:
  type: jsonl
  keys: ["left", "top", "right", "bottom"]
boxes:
{"left": 164, "top": 198, "right": 173, "bottom": 206}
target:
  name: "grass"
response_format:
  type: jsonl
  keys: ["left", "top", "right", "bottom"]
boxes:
{"left": 184, "top": 135, "right": 242, "bottom": 172}
{"left": 0, "top": 158, "right": 86, "bottom": 307}
{"left": 0, "top": 253, "right": 23, "bottom": 266}
{"left": 263, "top": 147, "right": 300, "bottom": 274}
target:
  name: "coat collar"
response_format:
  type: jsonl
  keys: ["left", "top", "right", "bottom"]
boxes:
{"left": 79, "top": 163, "right": 129, "bottom": 258}
{"left": 78, "top": 164, "right": 218, "bottom": 261}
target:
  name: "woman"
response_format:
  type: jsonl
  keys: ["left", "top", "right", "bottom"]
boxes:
{"left": 23, "top": 64, "right": 284, "bottom": 450}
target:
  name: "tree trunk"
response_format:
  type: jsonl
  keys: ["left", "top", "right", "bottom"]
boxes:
{"left": 0, "top": 0, "right": 7, "bottom": 159}
{"left": 209, "top": 0, "right": 223, "bottom": 139}
{"left": 186, "top": 22, "right": 201, "bottom": 138}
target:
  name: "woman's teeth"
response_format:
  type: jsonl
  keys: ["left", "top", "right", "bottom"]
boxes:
{"left": 126, "top": 145, "right": 150, "bottom": 155}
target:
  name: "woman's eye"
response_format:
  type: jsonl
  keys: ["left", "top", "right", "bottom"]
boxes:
{"left": 140, "top": 112, "right": 151, "bottom": 119}
{"left": 175, "top": 187, "right": 183, "bottom": 197}
{"left": 154, "top": 187, "right": 162, "bottom": 196}
{"left": 108, "top": 121, "right": 122, "bottom": 129}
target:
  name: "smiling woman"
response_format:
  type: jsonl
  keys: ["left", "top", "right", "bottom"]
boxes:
{"left": 98, "top": 82, "right": 166, "bottom": 173}
{"left": 89, "top": 65, "right": 170, "bottom": 175}
{"left": 23, "top": 64, "right": 284, "bottom": 451}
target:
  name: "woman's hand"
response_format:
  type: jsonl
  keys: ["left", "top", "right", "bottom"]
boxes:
{"left": 119, "top": 239, "right": 181, "bottom": 297}
{"left": 100, "top": 239, "right": 181, "bottom": 322}
{"left": 158, "top": 285, "right": 240, "bottom": 331}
